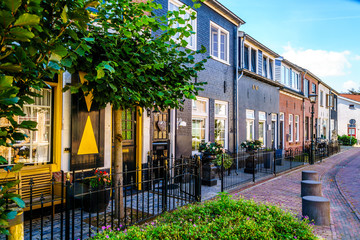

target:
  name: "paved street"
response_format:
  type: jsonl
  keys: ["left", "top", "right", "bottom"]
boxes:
{"left": 231, "top": 147, "right": 360, "bottom": 240}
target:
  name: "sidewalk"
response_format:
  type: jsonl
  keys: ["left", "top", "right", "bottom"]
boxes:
{"left": 231, "top": 148, "right": 360, "bottom": 240}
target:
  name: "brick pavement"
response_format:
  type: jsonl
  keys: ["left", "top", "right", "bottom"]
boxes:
{"left": 232, "top": 148, "right": 360, "bottom": 240}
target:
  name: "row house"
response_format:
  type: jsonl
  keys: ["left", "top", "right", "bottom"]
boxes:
{"left": 338, "top": 94, "right": 360, "bottom": 143}
{"left": 237, "top": 33, "right": 282, "bottom": 150}
{"left": 152, "top": 0, "right": 245, "bottom": 160}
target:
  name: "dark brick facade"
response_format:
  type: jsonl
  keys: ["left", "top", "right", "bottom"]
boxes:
{"left": 154, "top": 0, "right": 238, "bottom": 157}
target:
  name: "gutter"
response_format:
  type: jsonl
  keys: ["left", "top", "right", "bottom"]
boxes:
{"left": 302, "top": 70, "right": 308, "bottom": 150}
{"left": 235, "top": 31, "right": 245, "bottom": 161}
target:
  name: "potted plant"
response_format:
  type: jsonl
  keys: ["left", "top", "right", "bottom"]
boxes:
{"left": 240, "top": 140, "right": 262, "bottom": 174}
{"left": 80, "top": 169, "right": 112, "bottom": 213}
{"left": 198, "top": 142, "right": 225, "bottom": 186}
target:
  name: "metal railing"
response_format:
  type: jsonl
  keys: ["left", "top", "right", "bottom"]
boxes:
{"left": 3, "top": 155, "right": 201, "bottom": 240}
{"left": 220, "top": 142, "right": 340, "bottom": 191}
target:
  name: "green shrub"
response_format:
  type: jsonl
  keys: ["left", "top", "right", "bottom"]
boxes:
{"left": 94, "top": 193, "right": 316, "bottom": 240}
{"left": 338, "top": 135, "right": 357, "bottom": 146}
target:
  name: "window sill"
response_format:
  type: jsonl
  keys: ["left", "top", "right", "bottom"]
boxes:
{"left": 210, "top": 56, "right": 230, "bottom": 66}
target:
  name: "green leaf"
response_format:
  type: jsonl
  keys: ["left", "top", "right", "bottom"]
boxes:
{"left": 0, "top": 156, "right": 7, "bottom": 164}
{"left": 5, "top": 211, "right": 17, "bottom": 220}
{"left": 49, "top": 53, "right": 62, "bottom": 62}
{"left": 10, "top": 163, "right": 24, "bottom": 173}
{"left": 14, "top": 13, "right": 40, "bottom": 26}
{"left": 0, "top": 219, "right": 9, "bottom": 227}
{"left": 85, "top": 1, "right": 100, "bottom": 8}
{"left": 61, "top": 58, "right": 72, "bottom": 68}
{"left": 0, "top": 76, "right": 13, "bottom": 89}
{"left": 4, "top": 0, "right": 21, "bottom": 12}
{"left": 18, "top": 120, "right": 37, "bottom": 129}
{"left": 0, "top": 10, "right": 15, "bottom": 28}
{"left": 82, "top": 37, "right": 95, "bottom": 42}
{"left": 97, "top": 68, "right": 105, "bottom": 79}
{"left": 53, "top": 45, "right": 68, "bottom": 57}
{"left": 60, "top": 5, "right": 68, "bottom": 23}
{"left": 0, "top": 97, "right": 19, "bottom": 105}
{"left": 0, "top": 63, "right": 22, "bottom": 72}
{"left": 9, "top": 27, "right": 35, "bottom": 41}
{"left": 10, "top": 197, "right": 25, "bottom": 208}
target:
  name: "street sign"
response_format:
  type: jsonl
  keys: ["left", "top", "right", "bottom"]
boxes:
{"left": 349, "top": 119, "right": 356, "bottom": 125}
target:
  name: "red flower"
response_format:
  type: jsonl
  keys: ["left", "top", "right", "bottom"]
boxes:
{"left": 100, "top": 171, "right": 103, "bottom": 174}
{"left": 99, "top": 178, "right": 101, "bottom": 181}
{"left": 95, "top": 169, "right": 98, "bottom": 173}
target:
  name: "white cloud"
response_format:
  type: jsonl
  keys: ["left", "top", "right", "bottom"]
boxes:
{"left": 355, "top": 55, "right": 360, "bottom": 60}
{"left": 282, "top": 45, "right": 351, "bottom": 77}
{"left": 342, "top": 80, "right": 360, "bottom": 92}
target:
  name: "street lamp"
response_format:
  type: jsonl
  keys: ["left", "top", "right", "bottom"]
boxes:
{"left": 309, "top": 94, "right": 317, "bottom": 165}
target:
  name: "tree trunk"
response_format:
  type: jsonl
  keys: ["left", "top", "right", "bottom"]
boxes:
{"left": 114, "top": 109, "right": 124, "bottom": 220}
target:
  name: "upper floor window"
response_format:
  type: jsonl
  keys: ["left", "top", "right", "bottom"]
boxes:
{"left": 210, "top": 22, "right": 229, "bottom": 63}
{"left": 169, "top": 0, "right": 197, "bottom": 50}
{"left": 262, "top": 56, "right": 268, "bottom": 78}
{"left": 251, "top": 49, "right": 257, "bottom": 72}
{"left": 269, "top": 59, "right": 274, "bottom": 80}
{"left": 289, "top": 114, "right": 293, "bottom": 142}
{"left": 349, "top": 104, "right": 355, "bottom": 109}
{"left": 304, "top": 79, "right": 309, "bottom": 97}
{"left": 244, "top": 46, "right": 249, "bottom": 70}
{"left": 320, "top": 91, "right": 324, "bottom": 106}
{"left": 312, "top": 83, "right": 316, "bottom": 94}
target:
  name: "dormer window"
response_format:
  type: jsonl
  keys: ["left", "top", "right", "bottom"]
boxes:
{"left": 349, "top": 104, "right": 355, "bottom": 109}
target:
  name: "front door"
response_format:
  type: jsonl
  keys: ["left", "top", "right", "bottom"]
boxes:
{"left": 279, "top": 121, "right": 284, "bottom": 149}
{"left": 71, "top": 73, "right": 104, "bottom": 170}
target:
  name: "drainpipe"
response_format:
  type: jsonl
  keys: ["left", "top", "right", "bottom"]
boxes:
{"left": 302, "top": 70, "right": 308, "bottom": 150}
{"left": 235, "top": 31, "right": 245, "bottom": 164}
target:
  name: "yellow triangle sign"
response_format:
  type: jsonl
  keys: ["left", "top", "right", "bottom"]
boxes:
{"left": 79, "top": 71, "right": 93, "bottom": 112}
{"left": 77, "top": 116, "right": 99, "bottom": 155}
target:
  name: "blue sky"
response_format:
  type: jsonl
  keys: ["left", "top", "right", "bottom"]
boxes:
{"left": 220, "top": 0, "right": 360, "bottom": 93}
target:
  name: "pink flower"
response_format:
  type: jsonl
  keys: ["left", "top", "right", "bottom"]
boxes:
{"left": 294, "top": 236, "right": 297, "bottom": 239}
{"left": 193, "top": 224, "right": 196, "bottom": 227}
{"left": 106, "top": 235, "right": 109, "bottom": 238}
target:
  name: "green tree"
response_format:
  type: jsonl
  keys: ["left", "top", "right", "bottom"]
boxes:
{"left": 0, "top": 0, "right": 90, "bottom": 234}
{"left": 67, "top": 0, "right": 208, "bottom": 218}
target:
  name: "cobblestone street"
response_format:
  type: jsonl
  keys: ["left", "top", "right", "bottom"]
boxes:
{"left": 231, "top": 147, "right": 360, "bottom": 240}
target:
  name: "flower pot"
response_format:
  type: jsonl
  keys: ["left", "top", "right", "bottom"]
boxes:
{"left": 244, "top": 151, "right": 258, "bottom": 174}
{"left": 201, "top": 154, "right": 218, "bottom": 186}
{"left": 70, "top": 183, "right": 111, "bottom": 213}
{"left": 263, "top": 152, "right": 273, "bottom": 169}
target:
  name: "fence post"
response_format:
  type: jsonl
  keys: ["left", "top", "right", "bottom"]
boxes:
{"left": 162, "top": 159, "right": 168, "bottom": 212}
{"left": 273, "top": 150, "right": 276, "bottom": 175}
{"left": 252, "top": 154, "right": 255, "bottom": 182}
{"left": 195, "top": 155, "right": 202, "bottom": 202}
{"left": 65, "top": 174, "right": 71, "bottom": 240}
{"left": 221, "top": 154, "right": 224, "bottom": 192}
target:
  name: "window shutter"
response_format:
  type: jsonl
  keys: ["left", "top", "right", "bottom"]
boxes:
{"left": 258, "top": 50, "right": 262, "bottom": 75}
{"left": 275, "top": 60, "right": 281, "bottom": 81}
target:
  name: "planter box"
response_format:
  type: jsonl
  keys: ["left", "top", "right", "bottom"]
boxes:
{"left": 263, "top": 152, "right": 273, "bottom": 169}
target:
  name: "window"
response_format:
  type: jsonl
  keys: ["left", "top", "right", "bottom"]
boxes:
{"left": 210, "top": 22, "right": 228, "bottom": 63}
{"left": 192, "top": 98, "right": 208, "bottom": 151}
{"left": 246, "top": 110, "right": 255, "bottom": 141}
{"left": 320, "top": 91, "right": 324, "bottom": 106}
{"left": 327, "top": 94, "right": 333, "bottom": 107}
{"left": 1, "top": 88, "right": 53, "bottom": 165}
{"left": 289, "top": 114, "right": 293, "bottom": 142}
{"left": 215, "top": 101, "right": 228, "bottom": 149}
{"left": 169, "top": 0, "right": 197, "bottom": 50}
{"left": 294, "top": 73, "right": 299, "bottom": 90}
{"left": 244, "top": 46, "right": 249, "bottom": 70}
{"left": 262, "top": 57, "right": 268, "bottom": 78}
{"left": 251, "top": 49, "right": 257, "bottom": 73}
{"left": 349, "top": 104, "right": 355, "bottom": 109}
{"left": 305, "top": 117, "right": 309, "bottom": 140}
{"left": 281, "top": 66, "right": 285, "bottom": 84}
{"left": 312, "top": 83, "right": 316, "bottom": 94}
{"left": 269, "top": 59, "right": 274, "bottom": 80}
{"left": 295, "top": 115, "right": 299, "bottom": 142}
{"left": 304, "top": 79, "right": 309, "bottom": 97}
{"left": 258, "top": 112, "right": 266, "bottom": 146}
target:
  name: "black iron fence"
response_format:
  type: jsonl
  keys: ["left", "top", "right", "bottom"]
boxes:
{"left": 3, "top": 155, "right": 201, "bottom": 240}
{"left": 220, "top": 142, "right": 340, "bottom": 191}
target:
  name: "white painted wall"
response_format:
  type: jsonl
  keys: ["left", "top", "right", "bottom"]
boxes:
{"left": 142, "top": 111, "right": 151, "bottom": 164}
{"left": 318, "top": 83, "right": 330, "bottom": 140}
{"left": 337, "top": 96, "right": 360, "bottom": 144}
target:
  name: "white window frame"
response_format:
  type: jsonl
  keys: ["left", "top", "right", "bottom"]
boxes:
{"left": 258, "top": 111, "right": 266, "bottom": 146}
{"left": 192, "top": 97, "right": 209, "bottom": 153}
{"left": 169, "top": 0, "right": 197, "bottom": 51}
{"left": 271, "top": 113, "right": 277, "bottom": 148}
{"left": 295, "top": 115, "right": 299, "bottom": 142}
{"left": 214, "top": 100, "right": 228, "bottom": 149}
{"left": 269, "top": 58, "right": 274, "bottom": 80}
{"left": 246, "top": 109, "right": 255, "bottom": 141}
{"left": 289, "top": 114, "right": 293, "bottom": 142}
{"left": 210, "top": 21, "right": 229, "bottom": 64}
{"left": 320, "top": 91, "right": 324, "bottom": 107}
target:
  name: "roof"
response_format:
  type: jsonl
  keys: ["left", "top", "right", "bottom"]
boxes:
{"left": 204, "top": 0, "right": 245, "bottom": 25}
{"left": 240, "top": 33, "right": 281, "bottom": 58}
{"left": 339, "top": 94, "right": 360, "bottom": 102}
{"left": 282, "top": 59, "right": 303, "bottom": 72}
